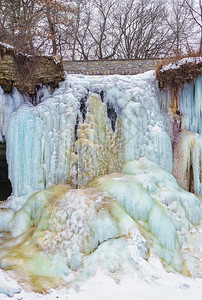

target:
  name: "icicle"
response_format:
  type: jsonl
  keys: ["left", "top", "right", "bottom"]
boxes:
{"left": 6, "top": 87, "right": 77, "bottom": 197}
{"left": 173, "top": 130, "right": 201, "bottom": 194}
{"left": 73, "top": 92, "right": 124, "bottom": 187}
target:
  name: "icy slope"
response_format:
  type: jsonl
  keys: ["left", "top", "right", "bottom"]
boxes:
{"left": 0, "top": 158, "right": 201, "bottom": 295}
{"left": 0, "top": 180, "right": 145, "bottom": 292}
{"left": 90, "top": 158, "right": 201, "bottom": 274}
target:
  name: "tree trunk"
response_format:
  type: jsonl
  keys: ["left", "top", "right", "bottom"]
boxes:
{"left": 46, "top": 3, "right": 57, "bottom": 56}
{"left": 72, "top": 0, "right": 82, "bottom": 60}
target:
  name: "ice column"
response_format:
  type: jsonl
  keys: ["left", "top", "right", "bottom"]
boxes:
{"left": 173, "top": 130, "right": 201, "bottom": 194}
{"left": 6, "top": 91, "right": 77, "bottom": 197}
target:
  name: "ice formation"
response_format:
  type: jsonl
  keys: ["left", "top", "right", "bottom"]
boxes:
{"left": 173, "top": 130, "right": 201, "bottom": 193}
{"left": 0, "top": 68, "right": 201, "bottom": 295}
{"left": 158, "top": 75, "right": 202, "bottom": 193}
{"left": 1, "top": 72, "right": 200, "bottom": 197}
{"left": 0, "top": 159, "right": 201, "bottom": 293}
{"left": 0, "top": 71, "right": 175, "bottom": 197}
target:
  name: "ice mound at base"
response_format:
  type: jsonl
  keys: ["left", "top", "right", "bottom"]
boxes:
{"left": 0, "top": 158, "right": 201, "bottom": 293}
{"left": 0, "top": 184, "right": 145, "bottom": 292}
{"left": 89, "top": 158, "right": 201, "bottom": 274}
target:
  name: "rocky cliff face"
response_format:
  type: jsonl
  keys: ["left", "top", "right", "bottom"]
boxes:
{"left": 0, "top": 43, "right": 64, "bottom": 95}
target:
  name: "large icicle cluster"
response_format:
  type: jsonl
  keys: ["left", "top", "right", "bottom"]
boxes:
{"left": 178, "top": 77, "right": 202, "bottom": 134}
{"left": 0, "top": 71, "right": 174, "bottom": 197}
{"left": 2, "top": 86, "right": 77, "bottom": 196}
{"left": 158, "top": 75, "right": 202, "bottom": 193}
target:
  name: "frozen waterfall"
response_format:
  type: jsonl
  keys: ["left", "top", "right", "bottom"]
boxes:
{"left": 0, "top": 70, "right": 201, "bottom": 295}
{"left": 0, "top": 72, "right": 201, "bottom": 197}
{"left": 0, "top": 71, "right": 175, "bottom": 197}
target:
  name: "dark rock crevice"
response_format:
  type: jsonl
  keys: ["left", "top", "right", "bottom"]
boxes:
{"left": 0, "top": 143, "right": 12, "bottom": 200}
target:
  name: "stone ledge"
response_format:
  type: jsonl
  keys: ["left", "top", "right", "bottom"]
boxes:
{"left": 0, "top": 44, "right": 64, "bottom": 95}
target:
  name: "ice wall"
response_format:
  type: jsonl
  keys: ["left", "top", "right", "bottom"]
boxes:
{"left": 0, "top": 71, "right": 201, "bottom": 197}
{"left": 0, "top": 71, "right": 174, "bottom": 197}
{"left": 4, "top": 86, "right": 77, "bottom": 196}
{"left": 159, "top": 76, "right": 202, "bottom": 193}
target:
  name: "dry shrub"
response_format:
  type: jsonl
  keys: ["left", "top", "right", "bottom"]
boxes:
{"left": 156, "top": 53, "right": 202, "bottom": 89}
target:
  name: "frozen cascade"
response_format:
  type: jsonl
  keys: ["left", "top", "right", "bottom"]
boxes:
{"left": 0, "top": 71, "right": 174, "bottom": 197}
{"left": 159, "top": 75, "right": 202, "bottom": 193}
{"left": 0, "top": 72, "right": 201, "bottom": 195}
{"left": 0, "top": 69, "right": 201, "bottom": 295}
{"left": 5, "top": 88, "right": 77, "bottom": 196}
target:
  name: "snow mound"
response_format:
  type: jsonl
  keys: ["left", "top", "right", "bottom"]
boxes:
{"left": 0, "top": 270, "right": 21, "bottom": 297}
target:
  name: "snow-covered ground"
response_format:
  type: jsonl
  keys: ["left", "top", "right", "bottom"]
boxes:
{"left": 0, "top": 254, "right": 201, "bottom": 300}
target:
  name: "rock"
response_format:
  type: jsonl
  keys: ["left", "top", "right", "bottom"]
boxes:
{"left": 0, "top": 43, "right": 64, "bottom": 95}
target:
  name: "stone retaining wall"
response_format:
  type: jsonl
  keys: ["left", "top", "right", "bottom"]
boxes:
{"left": 0, "top": 43, "right": 64, "bottom": 94}
{"left": 63, "top": 58, "right": 160, "bottom": 75}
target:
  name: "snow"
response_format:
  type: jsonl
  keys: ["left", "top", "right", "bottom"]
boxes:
{"left": 161, "top": 57, "right": 202, "bottom": 71}
{"left": 0, "top": 41, "right": 33, "bottom": 58}
{"left": 0, "top": 243, "right": 201, "bottom": 300}
{"left": 0, "top": 41, "right": 14, "bottom": 50}
{"left": 0, "top": 270, "right": 21, "bottom": 298}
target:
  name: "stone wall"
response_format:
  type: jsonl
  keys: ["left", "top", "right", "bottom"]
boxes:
{"left": 63, "top": 58, "right": 160, "bottom": 75}
{"left": 0, "top": 43, "right": 64, "bottom": 95}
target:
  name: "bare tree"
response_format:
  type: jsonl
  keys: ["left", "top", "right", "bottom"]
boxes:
{"left": 183, "top": 0, "right": 202, "bottom": 53}
{"left": 37, "top": 0, "right": 73, "bottom": 57}
{"left": 0, "top": 0, "right": 9, "bottom": 42}
{"left": 116, "top": 0, "right": 168, "bottom": 59}
{"left": 72, "top": 0, "right": 82, "bottom": 60}
{"left": 71, "top": 0, "right": 123, "bottom": 60}
{"left": 164, "top": 0, "right": 196, "bottom": 56}
{"left": 0, "top": 0, "right": 40, "bottom": 53}
{"left": 86, "top": 0, "right": 119, "bottom": 59}
{"left": 0, "top": 0, "right": 200, "bottom": 59}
